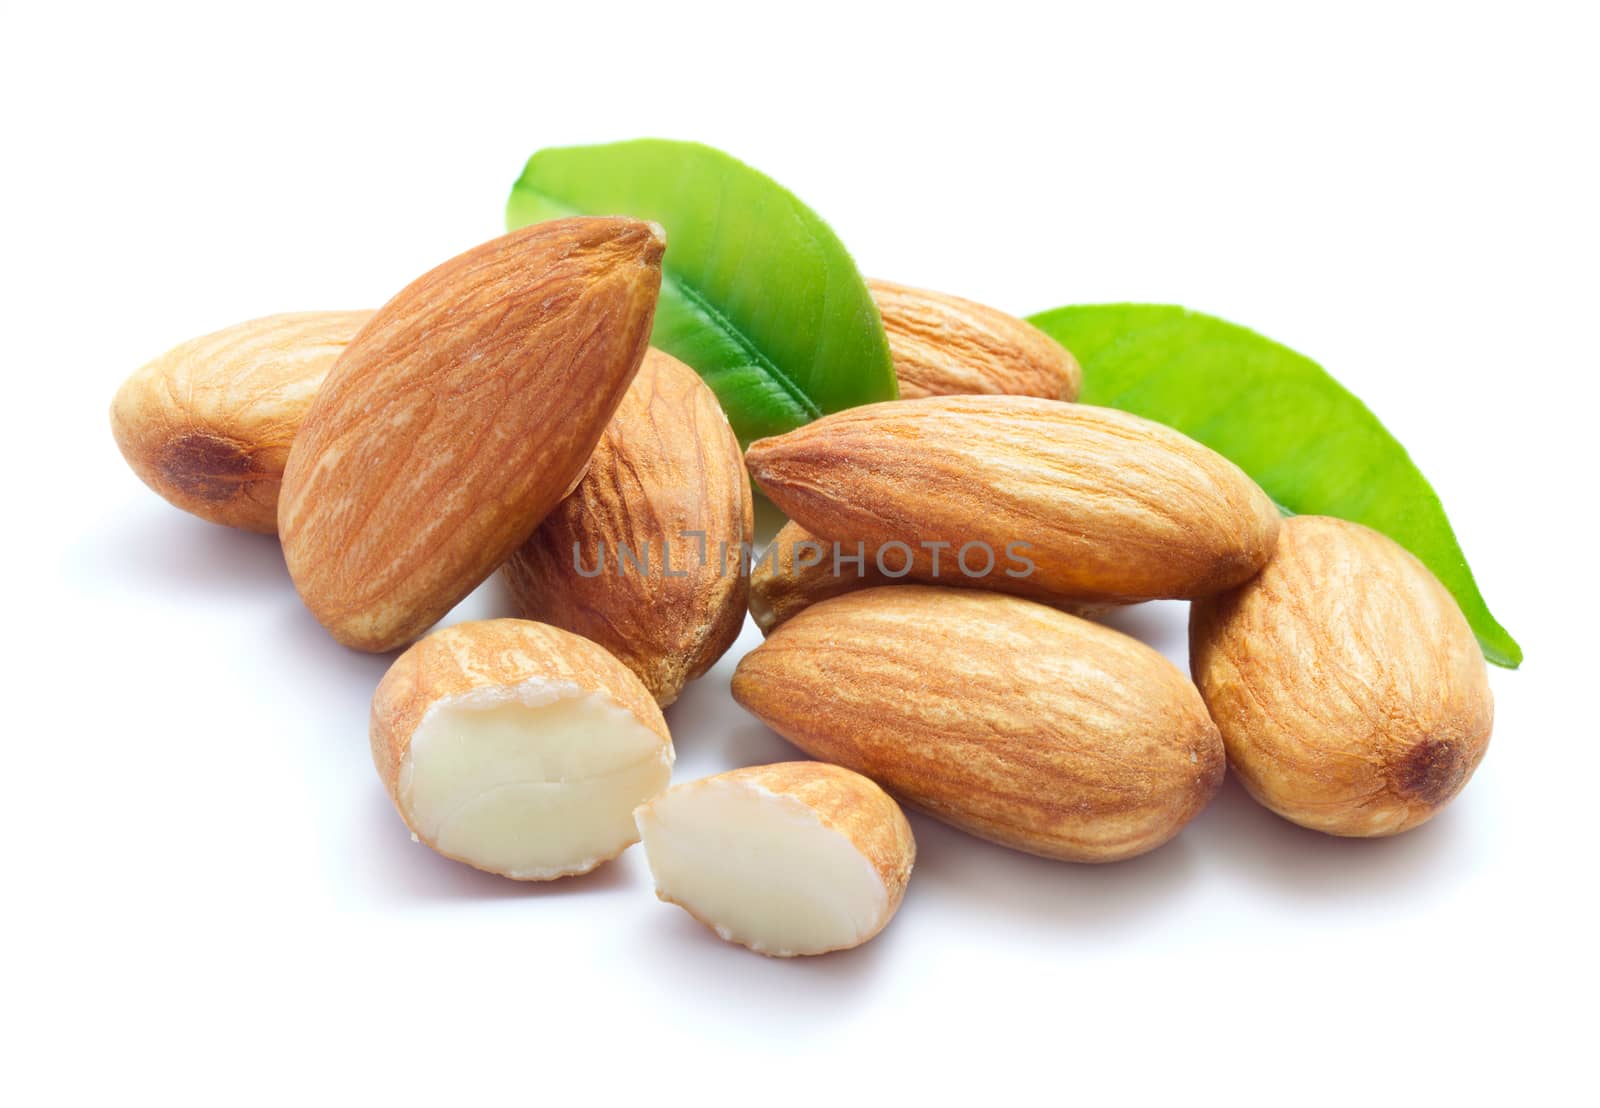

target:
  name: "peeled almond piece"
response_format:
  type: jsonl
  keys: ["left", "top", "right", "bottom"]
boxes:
{"left": 635, "top": 762, "right": 914, "bottom": 957}
{"left": 370, "top": 619, "right": 673, "bottom": 880}
{"left": 868, "top": 278, "right": 1081, "bottom": 400}
{"left": 109, "top": 310, "right": 373, "bottom": 533}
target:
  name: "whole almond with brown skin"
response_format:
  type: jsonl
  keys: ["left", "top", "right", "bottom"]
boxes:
{"left": 279, "top": 218, "right": 664, "bottom": 653}
{"left": 1190, "top": 515, "right": 1493, "bottom": 837}
{"left": 745, "top": 396, "right": 1280, "bottom": 606}
{"left": 749, "top": 519, "right": 1119, "bottom": 634}
{"left": 732, "top": 586, "right": 1225, "bottom": 862}
{"left": 868, "top": 279, "right": 1081, "bottom": 401}
{"left": 110, "top": 311, "right": 372, "bottom": 533}
{"left": 503, "top": 348, "right": 753, "bottom": 706}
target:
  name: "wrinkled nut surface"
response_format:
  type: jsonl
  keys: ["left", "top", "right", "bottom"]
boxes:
{"left": 745, "top": 396, "right": 1280, "bottom": 606}
{"left": 370, "top": 618, "right": 673, "bottom": 880}
{"left": 733, "top": 586, "right": 1224, "bottom": 862}
{"left": 109, "top": 310, "right": 373, "bottom": 533}
{"left": 868, "top": 279, "right": 1081, "bottom": 401}
{"left": 1190, "top": 515, "right": 1493, "bottom": 837}
{"left": 635, "top": 761, "right": 914, "bottom": 956}
{"left": 504, "top": 348, "right": 753, "bottom": 706}
{"left": 279, "top": 218, "right": 664, "bottom": 652}
{"left": 749, "top": 519, "right": 1119, "bottom": 635}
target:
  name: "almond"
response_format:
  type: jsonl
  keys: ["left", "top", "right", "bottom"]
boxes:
{"left": 279, "top": 218, "right": 664, "bottom": 652}
{"left": 1189, "top": 515, "right": 1493, "bottom": 837}
{"left": 370, "top": 618, "right": 673, "bottom": 880}
{"left": 109, "top": 311, "right": 372, "bottom": 533}
{"left": 744, "top": 396, "right": 1280, "bottom": 606}
{"left": 868, "top": 279, "right": 1080, "bottom": 400}
{"left": 747, "top": 521, "right": 899, "bottom": 634}
{"left": 635, "top": 761, "right": 913, "bottom": 956}
{"left": 731, "top": 586, "right": 1224, "bottom": 862}
{"left": 502, "top": 348, "right": 752, "bottom": 705}
{"left": 748, "top": 519, "right": 1119, "bottom": 634}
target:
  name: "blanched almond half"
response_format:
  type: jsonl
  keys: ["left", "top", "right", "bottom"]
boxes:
{"left": 635, "top": 762, "right": 914, "bottom": 957}
{"left": 371, "top": 619, "right": 673, "bottom": 880}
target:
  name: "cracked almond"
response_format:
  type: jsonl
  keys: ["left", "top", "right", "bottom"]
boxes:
{"left": 635, "top": 761, "right": 914, "bottom": 956}
{"left": 370, "top": 618, "right": 673, "bottom": 880}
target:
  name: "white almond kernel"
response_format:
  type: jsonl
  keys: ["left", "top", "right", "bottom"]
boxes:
{"left": 635, "top": 762, "right": 914, "bottom": 957}
{"left": 371, "top": 619, "right": 673, "bottom": 880}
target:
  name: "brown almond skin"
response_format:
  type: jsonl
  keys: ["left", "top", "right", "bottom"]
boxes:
{"left": 869, "top": 279, "right": 1081, "bottom": 400}
{"left": 732, "top": 586, "right": 1225, "bottom": 862}
{"left": 1190, "top": 515, "right": 1493, "bottom": 837}
{"left": 110, "top": 311, "right": 373, "bottom": 533}
{"left": 749, "top": 519, "right": 1119, "bottom": 634}
{"left": 503, "top": 348, "right": 753, "bottom": 706}
{"left": 370, "top": 618, "right": 671, "bottom": 877}
{"left": 279, "top": 218, "right": 664, "bottom": 653}
{"left": 745, "top": 396, "right": 1280, "bottom": 606}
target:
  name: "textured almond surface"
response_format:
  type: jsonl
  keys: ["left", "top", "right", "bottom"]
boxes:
{"left": 109, "top": 311, "right": 372, "bottom": 532}
{"left": 371, "top": 618, "right": 672, "bottom": 879}
{"left": 1190, "top": 515, "right": 1493, "bottom": 837}
{"left": 279, "top": 218, "right": 663, "bottom": 652}
{"left": 749, "top": 519, "right": 1120, "bottom": 634}
{"left": 504, "top": 349, "right": 753, "bottom": 705}
{"left": 745, "top": 396, "right": 1280, "bottom": 605}
{"left": 869, "top": 279, "right": 1081, "bottom": 400}
{"left": 636, "top": 762, "right": 914, "bottom": 956}
{"left": 747, "top": 521, "right": 901, "bottom": 634}
{"left": 732, "top": 586, "right": 1224, "bottom": 862}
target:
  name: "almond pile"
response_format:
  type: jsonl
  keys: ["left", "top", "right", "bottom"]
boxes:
{"left": 111, "top": 227, "right": 1494, "bottom": 958}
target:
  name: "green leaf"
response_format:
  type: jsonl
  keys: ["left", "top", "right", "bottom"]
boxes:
{"left": 507, "top": 139, "right": 896, "bottom": 442}
{"left": 1029, "top": 304, "right": 1521, "bottom": 668}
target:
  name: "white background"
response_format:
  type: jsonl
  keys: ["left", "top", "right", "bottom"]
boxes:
{"left": 6, "top": 1, "right": 1596, "bottom": 1102}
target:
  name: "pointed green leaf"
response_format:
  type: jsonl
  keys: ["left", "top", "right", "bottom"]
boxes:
{"left": 1029, "top": 304, "right": 1520, "bottom": 668}
{"left": 507, "top": 139, "right": 896, "bottom": 442}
